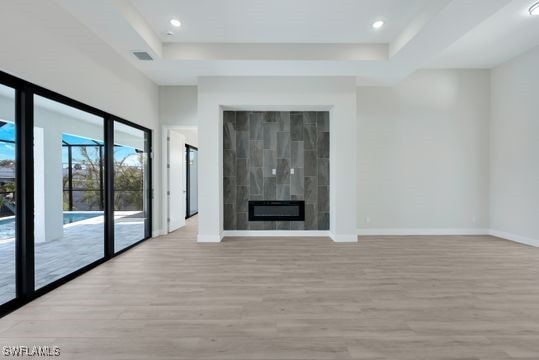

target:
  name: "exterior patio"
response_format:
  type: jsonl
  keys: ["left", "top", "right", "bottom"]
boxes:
{"left": 0, "top": 212, "right": 145, "bottom": 304}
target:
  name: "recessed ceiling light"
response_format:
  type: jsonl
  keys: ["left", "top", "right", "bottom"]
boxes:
{"left": 530, "top": 2, "right": 539, "bottom": 16}
{"left": 372, "top": 20, "right": 384, "bottom": 29}
{"left": 170, "top": 18, "right": 181, "bottom": 27}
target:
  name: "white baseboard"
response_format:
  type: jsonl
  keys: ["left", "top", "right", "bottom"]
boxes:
{"left": 489, "top": 229, "right": 539, "bottom": 247}
{"left": 223, "top": 230, "right": 331, "bottom": 237}
{"left": 330, "top": 233, "right": 358, "bottom": 242}
{"left": 357, "top": 228, "right": 489, "bottom": 236}
{"left": 180, "top": 227, "right": 539, "bottom": 248}
{"left": 356, "top": 228, "right": 539, "bottom": 248}
{"left": 197, "top": 234, "right": 223, "bottom": 243}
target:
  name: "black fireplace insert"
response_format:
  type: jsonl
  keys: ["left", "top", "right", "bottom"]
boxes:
{"left": 248, "top": 200, "right": 305, "bottom": 221}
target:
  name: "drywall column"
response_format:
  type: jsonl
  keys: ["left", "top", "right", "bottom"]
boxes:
{"left": 197, "top": 94, "right": 222, "bottom": 242}
{"left": 330, "top": 99, "right": 358, "bottom": 241}
{"left": 197, "top": 76, "right": 358, "bottom": 242}
{"left": 33, "top": 127, "right": 46, "bottom": 243}
{"left": 35, "top": 126, "right": 64, "bottom": 242}
{"left": 490, "top": 46, "right": 539, "bottom": 246}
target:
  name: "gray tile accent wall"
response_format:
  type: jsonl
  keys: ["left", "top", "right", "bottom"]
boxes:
{"left": 223, "top": 111, "right": 329, "bottom": 231}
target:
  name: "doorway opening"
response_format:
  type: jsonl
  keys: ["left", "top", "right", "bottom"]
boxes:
{"left": 162, "top": 126, "right": 198, "bottom": 235}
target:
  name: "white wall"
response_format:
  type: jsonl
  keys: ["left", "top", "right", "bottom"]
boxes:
{"left": 159, "top": 86, "right": 198, "bottom": 145}
{"left": 490, "top": 45, "right": 539, "bottom": 246}
{"left": 155, "top": 65, "right": 538, "bottom": 245}
{"left": 357, "top": 70, "right": 491, "bottom": 233}
{"left": 176, "top": 129, "right": 198, "bottom": 148}
{"left": 0, "top": 0, "right": 161, "bottom": 234}
{"left": 159, "top": 86, "right": 198, "bottom": 127}
{"left": 197, "top": 77, "right": 358, "bottom": 242}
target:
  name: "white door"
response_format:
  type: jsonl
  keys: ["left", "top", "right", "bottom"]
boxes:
{"left": 168, "top": 131, "right": 186, "bottom": 232}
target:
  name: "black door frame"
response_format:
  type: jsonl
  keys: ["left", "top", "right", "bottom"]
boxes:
{"left": 0, "top": 69, "right": 153, "bottom": 318}
{"left": 185, "top": 144, "right": 198, "bottom": 219}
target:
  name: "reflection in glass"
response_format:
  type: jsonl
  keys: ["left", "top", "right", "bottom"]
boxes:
{"left": 114, "top": 121, "right": 150, "bottom": 252}
{"left": 34, "top": 95, "right": 104, "bottom": 289}
{"left": 0, "top": 84, "right": 16, "bottom": 305}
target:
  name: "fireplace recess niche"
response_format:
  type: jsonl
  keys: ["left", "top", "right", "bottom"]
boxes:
{"left": 223, "top": 111, "right": 329, "bottom": 230}
{"left": 249, "top": 201, "right": 305, "bottom": 221}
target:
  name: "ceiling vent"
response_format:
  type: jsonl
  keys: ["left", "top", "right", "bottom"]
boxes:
{"left": 131, "top": 51, "right": 153, "bottom": 61}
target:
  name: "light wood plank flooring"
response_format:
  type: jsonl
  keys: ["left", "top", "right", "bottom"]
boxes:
{"left": 1, "top": 217, "right": 539, "bottom": 359}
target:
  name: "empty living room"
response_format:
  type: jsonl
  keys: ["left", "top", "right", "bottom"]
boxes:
{"left": 1, "top": 0, "right": 539, "bottom": 359}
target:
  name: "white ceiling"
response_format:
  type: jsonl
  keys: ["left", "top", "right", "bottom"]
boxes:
{"left": 55, "top": 0, "right": 539, "bottom": 85}
{"left": 131, "top": 0, "right": 429, "bottom": 43}
{"left": 427, "top": 0, "right": 539, "bottom": 68}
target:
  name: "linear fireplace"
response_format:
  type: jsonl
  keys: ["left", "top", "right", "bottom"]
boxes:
{"left": 223, "top": 111, "right": 329, "bottom": 230}
{"left": 248, "top": 201, "right": 305, "bottom": 221}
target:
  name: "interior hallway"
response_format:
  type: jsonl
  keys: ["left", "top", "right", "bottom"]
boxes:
{"left": 1, "top": 218, "right": 539, "bottom": 359}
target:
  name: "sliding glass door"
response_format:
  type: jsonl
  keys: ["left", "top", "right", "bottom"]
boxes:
{"left": 33, "top": 95, "right": 105, "bottom": 289}
{"left": 113, "top": 121, "right": 151, "bottom": 253}
{"left": 0, "top": 84, "right": 16, "bottom": 305}
{"left": 0, "top": 69, "right": 153, "bottom": 317}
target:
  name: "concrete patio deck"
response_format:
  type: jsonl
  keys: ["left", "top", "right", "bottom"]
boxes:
{"left": 0, "top": 213, "right": 146, "bottom": 304}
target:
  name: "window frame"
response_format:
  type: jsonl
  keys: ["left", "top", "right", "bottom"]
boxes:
{"left": 185, "top": 144, "right": 198, "bottom": 219}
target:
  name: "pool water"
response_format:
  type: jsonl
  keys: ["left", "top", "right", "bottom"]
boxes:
{"left": 0, "top": 212, "right": 102, "bottom": 240}
{"left": 63, "top": 213, "right": 101, "bottom": 224}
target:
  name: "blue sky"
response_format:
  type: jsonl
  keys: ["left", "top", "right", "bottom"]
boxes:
{"left": 0, "top": 122, "right": 15, "bottom": 161}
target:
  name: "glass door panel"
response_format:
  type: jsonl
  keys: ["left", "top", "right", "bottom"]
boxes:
{"left": 0, "top": 84, "right": 16, "bottom": 304}
{"left": 113, "top": 121, "right": 150, "bottom": 252}
{"left": 34, "top": 95, "right": 105, "bottom": 289}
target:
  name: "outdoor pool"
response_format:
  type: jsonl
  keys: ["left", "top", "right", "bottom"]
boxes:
{"left": 0, "top": 212, "right": 103, "bottom": 240}
{"left": 63, "top": 212, "right": 102, "bottom": 224}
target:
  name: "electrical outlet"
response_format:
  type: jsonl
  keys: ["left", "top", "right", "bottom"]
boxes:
{"left": 272, "top": 168, "right": 276, "bottom": 175}
{"left": 290, "top": 168, "right": 295, "bottom": 174}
